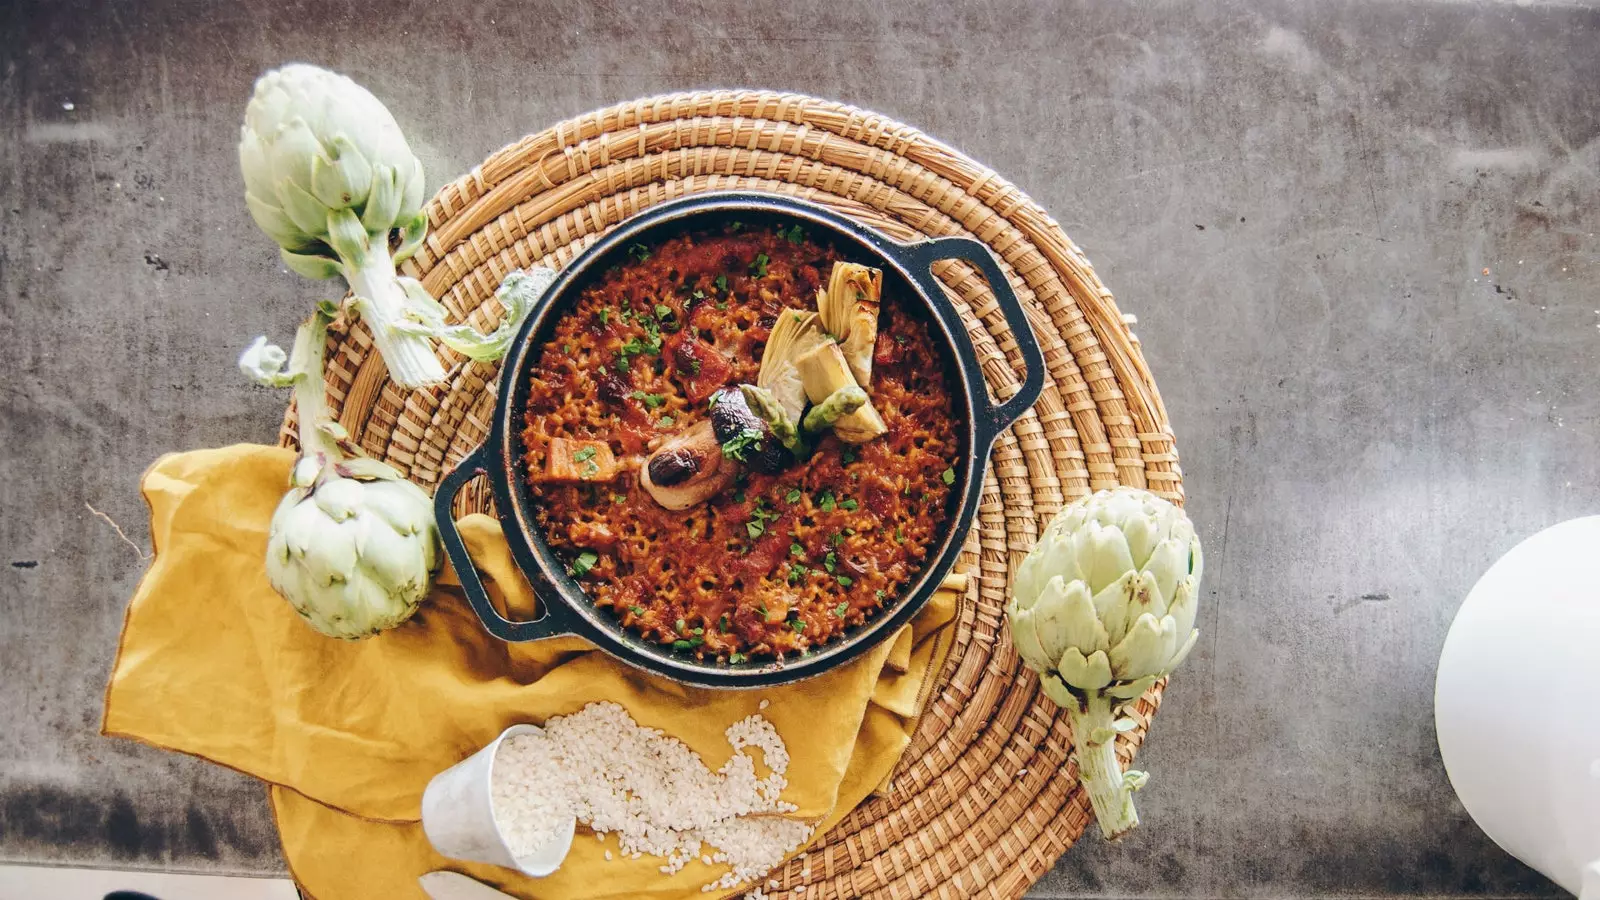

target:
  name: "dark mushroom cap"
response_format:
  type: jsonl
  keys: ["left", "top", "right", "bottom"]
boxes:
{"left": 708, "top": 386, "right": 791, "bottom": 474}
{"left": 647, "top": 447, "right": 703, "bottom": 486}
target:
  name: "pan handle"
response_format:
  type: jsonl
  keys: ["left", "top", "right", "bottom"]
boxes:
{"left": 901, "top": 236, "right": 1045, "bottom": 438}
{"left": 435, "top": 443, "right": 579, "bottom": 642}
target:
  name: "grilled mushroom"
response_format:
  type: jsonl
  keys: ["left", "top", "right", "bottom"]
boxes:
{"left": 709, "top": 386, "right": 791, "bottom": 474}
{"left": 640, "top": 420, "right": 737, "bottom": 510}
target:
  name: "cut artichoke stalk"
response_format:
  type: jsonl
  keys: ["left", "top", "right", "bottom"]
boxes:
{"left": 240, "top": 307, "right": 441, "bottom": 639}
{"left": 240, "top": 64, "right": 547, "bottom": 388}
{"left": 817, "top": 262, "right": 882, "bottom": 386}
{"left": 795, "top": 341, "right": 887, "bottom": 443}
{"left": 738, "top": 384, "right": 806, "bottom": 454}
{"left": 1006, "top": 487, "right": 1203, "bottom": 841}
{"left": 800, "top": 385, "right": 867, "bottom": 433}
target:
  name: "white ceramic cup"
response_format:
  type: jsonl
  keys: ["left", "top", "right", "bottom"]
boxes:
{"left": 421, "top": 723, "right": 576, "bottom": 877}
{"left": 1435, "top": 516, "right": 1600, "bottom": 898}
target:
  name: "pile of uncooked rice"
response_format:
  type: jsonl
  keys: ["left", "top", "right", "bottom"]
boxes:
{"left": 490, "top": 701, "right": 813, "bottom": 892}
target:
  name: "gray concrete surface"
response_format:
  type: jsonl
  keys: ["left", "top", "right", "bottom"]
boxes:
{"left": 2, "top": 0, "right": 1596, "bottom": 896}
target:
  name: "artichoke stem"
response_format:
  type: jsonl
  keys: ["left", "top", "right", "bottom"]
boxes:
{"left": 1067, "top": 693, "right": 1140, "bottom": 841}
{"left": 347, "top": 248, "right": 448, "bottom": 389}
{"left": 289, "top": 309, "right": 340, "bottom": 461}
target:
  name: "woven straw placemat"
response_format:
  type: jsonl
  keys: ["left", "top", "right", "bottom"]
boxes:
{"left": 279, "top": 90, "right": 1182, "bottom": 900}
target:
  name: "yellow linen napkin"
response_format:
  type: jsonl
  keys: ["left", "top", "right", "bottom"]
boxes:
{"left": 103, "top": 446, "right": 958, "bottom": 899}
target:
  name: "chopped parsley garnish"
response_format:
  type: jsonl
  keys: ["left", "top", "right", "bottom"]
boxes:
{"left": 750, "top": 253, "right": 769, "bottom": 278}
{"left": 631, "top": 391, "right": 666, "bottom": 409}
{"left": 693, "top": 627, "right": 704, "bottom": 635}
{"left": 789, "top": 618, "right": 805, "bottom": 633}
{"left": 629, "top": 605, "right": 646, "bottom": 616}
{"left": 894, "top": 525, "right": 904, "bottom": 544}
{"left": 823, "top": 552, "right": 837, "bottom": 573}
{"left": 673, "top": 638, "right": 704, "bottom": 651}
{"left": 785, "top": 489, "right": 802, "bottom": 504}
{"left": 654, "top": 303, "right": 672, "bottom": 319}
{"left": 729, "top": 652, "right": 747, "bottom": 664}
{"left": 693, "top": 289, "right": 705, "bottom": 300}
{"left": 790, "top": 542, "right": 805, "bottom": 558}
{"left": 840, "top": 498, "right": 858, "bottom": 511}
{"left": 582, "top": 461, "right": 599, "bottom": 476}
{"left": 715, "top": 274, "right": 729, "bottom": 292}
{"left": 730, "top": 221, "right": 744, "bottom": 232}
{"left": 875, "top": 590, "right": 886, "bottom": 601}
{"left": 829, "top": 532, "right": 845, "bottom": 547}
{"left": 719, "top": 614, "right": 731, "bottom": 633}
{"left": 657, "top": 415, "right": 674, "bottom": 428}
{"left": 612, "top": 493, "right": 627, "bottom": 504}
{"left": 563, "top": 343, "right": 571, "bottom": 354}
{"left": 573, "top": 446, "right": 597, "bottom": 462}
{"left": 733, "top": 489, "right": 746, "bottom": 503}
{"left": 833, "top": 602, "right": 848, "bottom": 618}
{"left": 787, "top": 563, "right": 807, "bottom": 585}
{"left": 721, "top": 427, "right": 765, "bottom": 462}
{"left": 779, "top": 223, "right": 805, "bottom": 244}
{"left": 818, "top": 491, "right": 836, "bottom": 512}
{"left": 676, "top": 617, "right": 687, "bottom": 632}
{"left": 688, "top": 358, "right": 702, "bottom": 375}
{"left": 836, "top": 575, "right": 854, "bottom": 587}
{"left": 745, "top": 503, "right": 781, "bottom": 540}
{"left": 569, "top": 550, "right": 599, "bottom": 577}
{"left": 598, "top": 308, "right": 610, "bottom": 326}
{"left": 716, "top": 300, "right": 729, "bottom": 310}
{"left": 941, "top": 467, "right": 956, "bottom": 485}
{"left": 628, "top": 243, "right": 651, "bottom": 262}
{"left": 708, "top": 392, "right": 722, "bottom": 409}
{"left": 621, "top": 307, "right": 633, "bottom": 321}
{"left": 841, "top": 447, "right": 856, "bottom": 465}
{"left": 614, "top": 353, "right": 631, "bottom": 372}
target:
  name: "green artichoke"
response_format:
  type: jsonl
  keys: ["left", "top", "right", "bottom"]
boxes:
{"left": 239, "top": 64, "right": 427, "bottom": 273}
{"left": 1007, "top": 487, "right": 1202, "bottom": 840}
{"left": 267, "top": 453, "right": 439, "bottom": 640}
{"left": 240, "top": 64, "right": 530, "bottom": 389}
{"left": 242, "top": 306, "right": 440, "bottom": 639}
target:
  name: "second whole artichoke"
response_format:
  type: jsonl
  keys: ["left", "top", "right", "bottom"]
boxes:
{"left": 1006, "top": 487, "right": 1203, "bottom": 840}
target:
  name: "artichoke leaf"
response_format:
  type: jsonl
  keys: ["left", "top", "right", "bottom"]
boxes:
{"left": 1039, "top": 673, "right": 1078, "bottom": 708}
{"left": 1091, "top": 569, "right": 1141, "bottom": 647}
{"left": 758, "top": 309, "right": 825, "bottom": 422}
{"left": 1057, "top": 648, "right": 1114, "bottom": 691}
{"left": 245, "top": 192, "right": 318, "bottom": 252}
{"left": 1122, "top": 512, "right": 1158, "bottom": 570}
{"left": 1104, "top": 674, "right": 1161, "bottom": 701}
{"left": 310, "top": 134, "right": 373, "bottom": 209}
{"left": 1144, "top": 536, "right": 1191, "bottom": 608}
{"left": 1108, "top": 613, "right": 1179, "bottom": 682}
{"left": 277, "top": 175, "right": 332, "bottom": 236}
{"left": 1006, "top": 603, "right": 1054, "bottom": 672}
{"left": 280, "top": 247, "right": 343, "bottom": 280}
{"left": 1167, "top": 627, "right": 1201, "bottom": 670}
{"left": 1033, "top": 576, "right": 1110, "bottom": 662}
{"left": 1084, "top": 524, "right": 1137, "bottom": 595}
{"left": 1164, "top": 575, "right": 1199, "bottom": 638}
{"left": 818, "top": 263, "right": 882, "bottom": 386}
{"left": 360, "top": 164, "right": 403, "bottom": 234}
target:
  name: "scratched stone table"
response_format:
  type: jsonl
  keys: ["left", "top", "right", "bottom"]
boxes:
{"left": 1, "top": 0, "right": 1595, "bottom": 896}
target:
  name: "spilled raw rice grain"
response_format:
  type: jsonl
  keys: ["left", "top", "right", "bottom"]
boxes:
{"left": 490, "top": 701, "right": 812, "bottom": 892}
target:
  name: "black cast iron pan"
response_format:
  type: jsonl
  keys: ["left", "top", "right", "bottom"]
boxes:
{"left": 435, "top": 192, "right": 1043, "bottom": 688}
